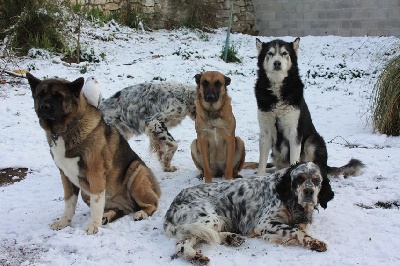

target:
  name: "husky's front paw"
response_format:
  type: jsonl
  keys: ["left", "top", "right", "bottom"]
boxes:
{"left": 85, "top": 224, "right": 99, "bottom": 235}
{"left": 51, "top": 217, "right": 70, "bottom": 230}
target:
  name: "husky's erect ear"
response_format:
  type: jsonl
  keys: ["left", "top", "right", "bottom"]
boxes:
{"left": 26, "top": 72, "right": 42, "bottom": 96}
{"left": 256, "top": 38, "right": 263, "bottom": 55}
{"left": 293, "top": 37, "right": 300, "bottom": 55}
{"left": 194, "top": 73, "right": 202, "bottom": 85}
{"left": 66, "top": 77, "right": 85, "bottom": 98}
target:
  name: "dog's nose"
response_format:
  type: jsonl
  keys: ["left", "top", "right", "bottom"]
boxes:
{"left": 40, "top": 103, "right": 51, "bottom": 111}
{"left": 304, "top": 188, "right": 314, "bottom": 197}
{"left": 205, "top": 93, "right": 218, "bottom": 103}
{"left": 274, "top": 61, "right": 281, "bottom": 69}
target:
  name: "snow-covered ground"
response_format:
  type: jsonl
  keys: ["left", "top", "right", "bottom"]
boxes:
{"left": 1, "top": 21, "right": 399, "bottom": 265}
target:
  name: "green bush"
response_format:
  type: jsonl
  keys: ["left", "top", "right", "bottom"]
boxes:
{"left": 0, "top": 0, "right": 68, "bottom": 54}
{"left": 372, "top": 53, "right": 400, "bottom": 136}
{"left": 220, "top": 43, "right": 242, "bottom": 63}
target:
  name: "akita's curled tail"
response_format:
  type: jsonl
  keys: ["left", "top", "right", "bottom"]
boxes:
{"left": 327, "top": 158, "right": 365, "bottom": 178}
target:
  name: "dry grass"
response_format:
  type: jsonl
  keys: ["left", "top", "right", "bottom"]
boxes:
{"left": 372, "top": 52, "right": 400, "bottom": 136}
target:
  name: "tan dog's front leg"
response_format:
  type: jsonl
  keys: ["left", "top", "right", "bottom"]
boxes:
{"left": 199, "top": 138, "right": 212, "bottom": 183}
{"left": 224, "top": 136, "right": 236, "bottom": 180}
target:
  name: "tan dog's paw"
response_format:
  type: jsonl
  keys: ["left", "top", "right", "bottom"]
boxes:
{"left": 134, "top": 210, "right": 148, "bottom": 221}
{"left": 85, "top": 224, "right": 99, "bottom": 235}
{"left": 164, "top": 166, "right": 177, "bottom": 172}
{"left": 50, "top": 217, "right": 70, "bottom": 230}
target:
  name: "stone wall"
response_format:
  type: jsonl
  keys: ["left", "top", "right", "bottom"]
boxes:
{"left": 252, "top": 0, "right": 400, "bottom": 37}
{"left": 72, "top": 0, "right": 257, "bottom": 34}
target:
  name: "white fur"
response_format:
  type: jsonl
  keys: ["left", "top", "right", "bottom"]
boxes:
{"left": 257, "top": 103, "right": 301, "bottom": 175}
{"left": 50, "top": 137, "right": 83, "bottom": 190}
{"left": 50, "top": 194, "right": 78, "bottom": 230}
{"left": 82, "top": 76, "right": 103, "bottom": 107}
{"left": 86, "top": 190, "right": 106, "bottom": 234}
{"left": 257, "top": 110, "right": 276, "bottom": 176}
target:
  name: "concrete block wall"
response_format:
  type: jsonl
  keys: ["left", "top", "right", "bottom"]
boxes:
{"left": 252, "top": 0, "right": 400, "bottom": 37}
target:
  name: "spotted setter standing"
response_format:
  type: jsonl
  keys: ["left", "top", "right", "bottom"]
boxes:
{"left": 99, "top": 82, "right": 196, "bottom": 172}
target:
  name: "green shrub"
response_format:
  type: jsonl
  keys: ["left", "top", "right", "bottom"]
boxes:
{"left": 220, "top": 43, "right": 242, "bottom": 63}
{"left": 0, "top": 0, "right": 68, "bottom": 54}
{"left": 372, "top": 53, "right": 400, "bottom": 136}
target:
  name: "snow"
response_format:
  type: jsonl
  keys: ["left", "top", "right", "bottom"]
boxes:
{"left": 1, "top": 21, "right": 400, "bottom": 266}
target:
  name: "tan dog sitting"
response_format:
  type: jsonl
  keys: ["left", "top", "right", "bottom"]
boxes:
{"left": 190, "top": 71, "right": 245, "bottom": 183}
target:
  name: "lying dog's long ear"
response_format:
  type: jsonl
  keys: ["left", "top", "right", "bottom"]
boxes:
{"left": 256, "top": 38, "right": 263, "bottom": 54}
{"left": 293, "top": 37, "right": 300, "bottom": 55}
{"left": 67, "top": 77, "right": 85, "bottom": 98}
{"left": 276, "top": 168, "right": 293, "bottom": 203}
{"left": 26, "top": 72, "right": 41, "bottom": 96}
{"left": 224, "top": 76, "right": 231, "bottom": 86}
{"left": 194, "top": 73, "right": 202, "bottom": 85}
{"left": 318, "top": 177, "right": 334, "bottom": 209}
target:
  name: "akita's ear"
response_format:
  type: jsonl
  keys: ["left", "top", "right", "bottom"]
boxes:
{"left": 67, "top": 77, "right": 85, "bottom": 98}
{"left": 224, "top": 75, "right": 231, "bottom": 86}
{"left": 26, "top": 72, "right": 41, "bottom": 96}
{"left": 194, "top": 73, "right": 202, "bottom": 85}
{"left": 293, "top": 37, "right": 300, "bottom": 55}
{"left": 256, "top": 38, "right": 263, "bottom": 54}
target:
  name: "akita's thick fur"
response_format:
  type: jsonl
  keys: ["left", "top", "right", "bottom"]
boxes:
{"left": 254, "top": 38, "right": 363, "bottom": 206}
{"left": 27, "top": 73, "right": 161, "bottom": 234}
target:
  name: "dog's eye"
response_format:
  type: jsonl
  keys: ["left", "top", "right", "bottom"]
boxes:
{"left": 214, "top": 81, "right": 222, "bottom": 88}
{"left": 52, "top": 92, "right": 64, "bottom": 99}
{"left": 202, "top": 80, "right": 209, "bottom": 87}
{"left": 267, "top": 52, "right": 274, "bottom": 56}
{"left": 298, "top": 173, "right": 307, "bottom": 179}
{"left": 312, "top": 179, "right": 321, "bottom": 185}
{"left": 282, "top": 52, "right": 288, "bottom": 56}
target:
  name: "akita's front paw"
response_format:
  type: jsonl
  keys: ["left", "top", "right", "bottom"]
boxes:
{"left": 50, "top": 217, "right": 70, "bottom": 230}
{"left": 133, "top": 210, "right": 148, "bottom": 221}
{"left": 85, "top": 224, "right": 99, "bottom": 235}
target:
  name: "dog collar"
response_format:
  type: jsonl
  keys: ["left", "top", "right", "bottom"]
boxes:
{"left": 51, "top": 117, "right": 80, "bottom": 143}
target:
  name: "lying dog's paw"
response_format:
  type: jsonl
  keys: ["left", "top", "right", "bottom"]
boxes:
{"left": 85, "top": 224, "right": 99, "bottom": 235}
{"left": 309, "top": 239, "right": 327, "bottom": 252}
{"left": 225, "top": 233, "right": 245, "bottom": 247}
{"left": 134, "top": 210, "right": 148, "bottom": 221}
{"left": 50, "top": 217, "right": 70, "bottom": 230}
{"left": 189, "top": 251, "right": 210, "bottom": 266}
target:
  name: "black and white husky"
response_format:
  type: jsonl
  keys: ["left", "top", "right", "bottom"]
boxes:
{"left": 254, "top": 37, "right": 364, "bottom": 180}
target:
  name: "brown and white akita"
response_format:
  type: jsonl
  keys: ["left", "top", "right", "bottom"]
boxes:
{"left": 27, "top": 73, "right": 161, "bottom": 234}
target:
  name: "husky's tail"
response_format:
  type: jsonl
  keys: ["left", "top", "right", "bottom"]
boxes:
{"left": 327, "top": 158, "right": 365, "bottom": 178}
{"left": 165, "top": 223, "right": 221, "bottom": 243}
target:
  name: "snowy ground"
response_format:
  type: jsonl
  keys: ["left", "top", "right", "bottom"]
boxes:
{"left": 1, "top": 21, "right": 400, "bottom": 266}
